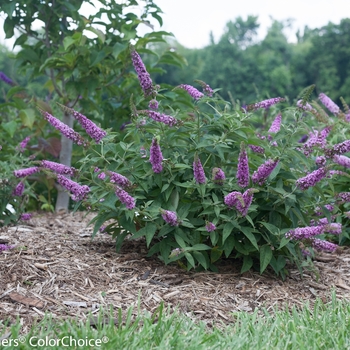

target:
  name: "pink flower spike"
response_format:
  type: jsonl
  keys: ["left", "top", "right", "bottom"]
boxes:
{"left": 268, "top": 114, "right": 282, "bottom": 133}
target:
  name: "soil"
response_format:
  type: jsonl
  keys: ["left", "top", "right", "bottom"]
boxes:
{"left": 1, "top": 211, "right": 350, "bottom": 333}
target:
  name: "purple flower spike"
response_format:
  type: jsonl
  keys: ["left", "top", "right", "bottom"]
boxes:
{"left": 202, "top": 83, "right": 214, "bottom": 97}
{"left": 177, "top": 84, "right": 204, "bottom": 100}
{"left": 268, "top": 114, "right": 282, "bottom": 133}
{"left": 205, "top": 221, "right": 216, "bottom": 232}
{"left": 296, "top": 167, "right": 328, "bottom": 190}
{"left": 325, "top": 223, "right": 342, "bottom": 235}
{"left": 98, "top": 172, "right": 106, "bottom": 180}
{"left": 57, "top": 175, "right": 90, "bottom": 201}
{"left": 311, "top": 239, "right": 338, "bottom": 252}
{"left": 336, "top": 192, "right": 350, "bottom": 203}
{"left": 115, "top": 186, "right": 136, "bottom": 210}
{"left": 108, "top": 171, "right": 131, "bottom": 188}
{"left": 326, "top": 140, "right": 350, "bottom": 157}
{"left": 20, "top": 213, "right": 32, "bottom": 221}
{"left": 71, "top": 109, "right": 106, "bottom": 143}
{"left": 298, "top": 135, "right": 308, "bottom": 143}
{"left": 302, "top": 127, "right": 331, "bottom": 157}
{"left": 161, "top": 210, "right": 179, "bottom": 226}
{"left": 249, "top": 97, "right": 285, "bottom": 110}
{"left": 333, "top": 155, "right": 350, "bottom": 168}
{"left": 212, "top": 167, "right": 225, "bottom": 185}
{"left": 150, "top": 138, "right": 163, "bottom": 173}
{"left": 18, "top": 136, "right": 30, "bottom": 152}
{"left": 130, "top": 48, "right": 154, "bottom": 96}
{"left": 41, "top": 160, "right": 77, "bottom": 176}
{"left": 252, "top": 159, "right": 279, "bottom": 186}
{"left": 286, "top": 225, "right": 325, "bottom": 240}
{"left": 0, "top": 71, "right": 14, "bottom": 86}
{"left": 142, "top": 110, "right": 178, "bottom": 126}
{"left": 236, "top": 143, "right": 249, "bottom": 188}
{"left": 248, "top": 145, "right": 265, "bottom": 154}
{"left": 319, "top": 93, "right": 340, "bottom": 114}
{"left": 39, "top": 110, "right": 87, "bottom": 146}
{"left": 193, "top": 156, "right": 206, "bottom": 184}
{"left": 149, "top": 99, "right": 159, "bottom": 110}
{"left": 224, "top": 189, "right": 256, "bottom": 217}
{"left": 12, "top": 182, "right": 25, "bottom": 196}
{"left": 315, "top": 156, "right": 327, "bottom": 167}
{"left": 14, "top": 167, "right": 40, "bottom": 178}
{"left": 297, "top": 100, "right": 315, "bottom": 112}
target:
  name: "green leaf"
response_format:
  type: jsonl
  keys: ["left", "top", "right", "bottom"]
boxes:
{"left": 259, "top": 222, "right": 279, "bottom": 235}
{"left": 112, "top": 42, "right": 127, "bottom": 58}
{"left": 222, "top": 222, "right": 235, "bottom": 244}
{"left": 2, "top": 120, "right": 17, "bottom": 138}
{"left": 241, "top": 255, "right": 253, "bottom": 273}
{"left": 240, "top": 227, "right": 258, "bottom": 250}
{"left": 260, "top": 245, "right": 273, "bottom": 274}
{"left": 193, "top": 251, "right": 208, "bottom": 269}
{"left": 190, "top": 244, "right": 211, "bottom": 251}
{"left": 210, "top": 247, "right": 222, "bottom": 263}
{"left": 224, "top": 236, "right": 235, "bottom": 257}
{"left": 184, "top": 252, "right": 195, "bottom": 269}
{"left": 85, "top": 26, "right": 106, "bottom": 43}
{"left": 19, "top": 109, "right": 36, "bottom": 129}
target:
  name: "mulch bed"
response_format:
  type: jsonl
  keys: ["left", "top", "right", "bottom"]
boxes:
{"left": 1, "top": 211, "right": 350, "bottom": 333}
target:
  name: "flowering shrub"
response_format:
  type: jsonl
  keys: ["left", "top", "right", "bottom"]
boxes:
{"left": 9, "top": 49, "right": 350, "bottom": 277}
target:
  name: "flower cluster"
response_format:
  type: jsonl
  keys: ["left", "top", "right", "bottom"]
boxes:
{"left": 193, "top": 156, "right": 206, "bottom": 184}
{"left": 141, "top": 110, "right": 178, "bottom": 126}
{"left": 248, "top": 145, "right": 265, "bottom": 154}
{"left": 177, "top": 84, "right": 204, "bottom": 100}
{"left": 311, "top": 239, "right": 338, "bottom": 252}
{"left": 108, "top": 171, "right": 131, "bottom": 188}
{"left": 302, "top": 127, "right": 331, "bottom": 157}
{"left": 161, "top": 210, "right": 179, "bottom": 226}
{"left": 296, "top": 100, "right": 315, "bottom": 112}
{"left": 319, "top": 93, "right": 340, "bottom": 114}
{"left": 70, "top": 109, "right": 106, "bottom": 143}
{"left": 12, "top": 182, "right": 25, "bottom": 196}
{"left": 252, "top": 159, "right": 279, "bottom": 186}
{"left": 296, "top": 167, "right": 328, "bottom": 190}
{"left": 236, "top": 143, "right": 249, "bottom": 188}
{"left": 41, "top": 160, "right": 77, "bottom": 176}
{"left": 0, "top": 244, "right": 14, "bottom": 252}
{"left": 115, "top": 186, "right": 135, "bottom": 210}
{"left": 14, "top": 167, "right": 40, "bottom": 178}
{"left": 286, "top": 225, "right": 325, "bottom": 239}
{"left": 130, "top": 48, "right": 154, "bottom": 96}
{"left": 57, "top": 175, "right": 90, "bottom": 201}
{"left": 224, "top": 188, "right": 257, "bottom": 217}
{"left": 20, "top": 213, "right": 32, "bottom": 221}
{"left": 39, "top": 110, "right": 87, "bottom": 146}
{"left": 149, "top": 99, "right": 159, "bottom": 110}
{"left": 0, "top": 71, "right": 14, "bottom": 86}
{"left": 248, "top": 97, "right": 285, "bottom": 110}
{"left": 336, "top": 192, "right": 350, "bottom": 203}
{"left": 150, "top": 138, "right": 163, "bottom": 173}
{"left": 333, "top": 155, "right": 350, "bottom": 168}
{"left": 18, "top": 136, "right": 30, "bottom": 152}
{"left": 268, "top": 114, "right": 282, "bottom": 133}
{"left": 212, "top": 167, "right": 225, "bottom": 185}
{"left": 325, "top": 140, "right": 350, "bottom": 157}
{"left": 205, "top": 221, "right": 216, "bottom": 232}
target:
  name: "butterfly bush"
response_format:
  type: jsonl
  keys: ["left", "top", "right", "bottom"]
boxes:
{"left": 11, "top": 49, "right": 350, "bottom": 276}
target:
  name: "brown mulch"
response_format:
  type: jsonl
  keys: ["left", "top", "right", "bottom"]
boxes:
{"left": 1, "top": 211, "right": 350, "bottom": 333}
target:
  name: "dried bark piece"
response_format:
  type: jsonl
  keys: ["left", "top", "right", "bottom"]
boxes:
{"left": 9, "top": 292, "right": 44, "bottom": 308}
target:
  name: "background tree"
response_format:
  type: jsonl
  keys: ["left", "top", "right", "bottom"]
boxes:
{"left": 0, "top": 0, "right": 182, "bottom": 211}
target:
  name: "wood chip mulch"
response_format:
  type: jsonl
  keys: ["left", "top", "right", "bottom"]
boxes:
{"left": 1, "top": 211, "right": 350, "bottom": 333}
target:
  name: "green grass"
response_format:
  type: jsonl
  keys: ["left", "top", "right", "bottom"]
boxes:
{"left": 1, "top": 294, "right": 349, "bottom": 350}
